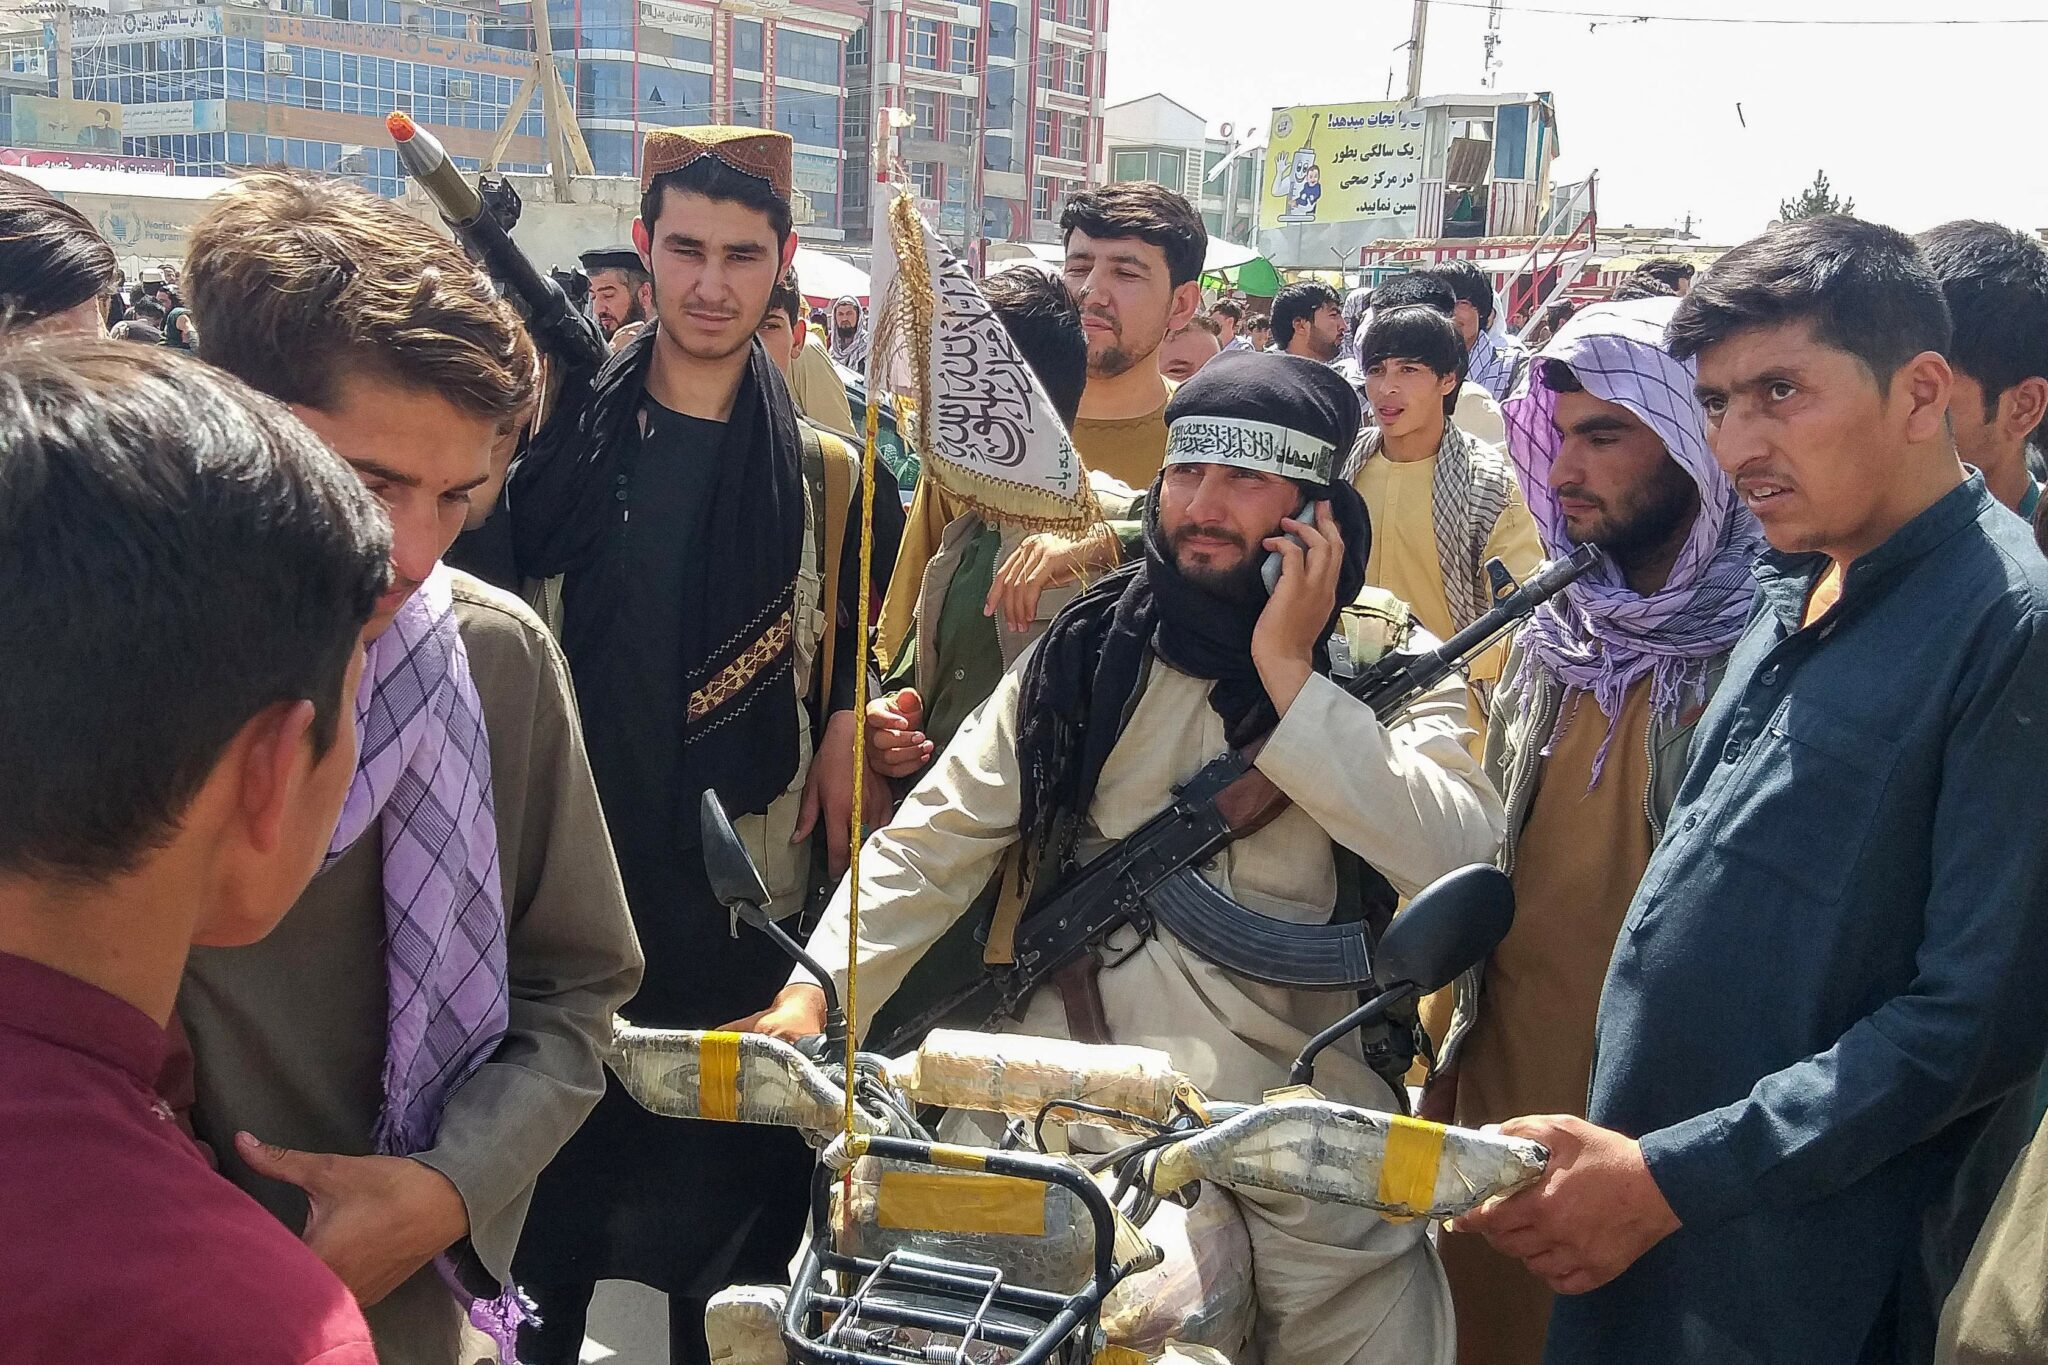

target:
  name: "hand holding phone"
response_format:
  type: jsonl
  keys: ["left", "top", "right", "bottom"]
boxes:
{"left": 1261, "top": 499, "right": 1317, "bottom": 595}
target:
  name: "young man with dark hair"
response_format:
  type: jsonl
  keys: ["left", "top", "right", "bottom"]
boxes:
{"left": 1428, "top": 300, "right": 1761, "bottom": 1365}
{"left": 505, "top": 127, "right": 894, "bottom": 1365}
{"left": 1247, "top": 311, "right": 1272, "bottom": 350}
{"left": 1353, "top": 270, "right": 1509, "bottom": 445}
{"left": 0, "top": 170, "right": 117, "bottom": 334}
{"left": 1060, "top": 180, "right": 1208, "bottom": 486}
{"left": 1428, "top": 259, "right": 1530, "bottom": 402}
{"left": 764, "top": 265, "right": 860, "bottom": 438}
{"left": 1917, "top": 220, "right": 2048, "bottom": 516}
{"left": 1274, "top": 280, "right": 1343, "bottom": 361}
{"left": 1351, "top": 304, "right": 1543, "bottom": 738}
{"left": 1459, "top": 216, "right": 2048, "bottom": 1365}
{"left": 181, "top": 172, "right": 644, "bottom": 1365}
{"left": 579, "top": 244, "right": 654, "bottom": 341}
{"left": 0, "top": 337, "right": 389, "bottom": 1365}
{"left": 1213, "top": 295, "right": 1247, "bottom": 350}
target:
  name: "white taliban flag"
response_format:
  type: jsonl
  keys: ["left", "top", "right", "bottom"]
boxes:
{"left": 866, "top": 187, "right": 1097, "bottom": 532}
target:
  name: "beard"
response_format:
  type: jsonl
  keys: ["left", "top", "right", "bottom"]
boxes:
{"left": 1167, "top": 524, "right": 1267, "bottom": 604}
{"left": 1562, "top": 461, "right": 1700, "bottom": 570}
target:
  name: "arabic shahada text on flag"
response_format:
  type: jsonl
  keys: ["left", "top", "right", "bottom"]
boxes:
{"left": 867, "top": 188, "right": 1097, "bottom": 532}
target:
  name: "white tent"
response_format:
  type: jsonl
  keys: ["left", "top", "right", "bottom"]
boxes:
{"left": 792, "top": 246, "right": 869, "bottom": 304}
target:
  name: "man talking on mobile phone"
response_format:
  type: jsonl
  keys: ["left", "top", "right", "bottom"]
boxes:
{"left": 737, "top": 352, "right": 1505, "bottom": 1365}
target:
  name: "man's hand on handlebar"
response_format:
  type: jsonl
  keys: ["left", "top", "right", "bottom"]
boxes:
{"left": 722, "top": 982, "right": 829, "bottom": 1042}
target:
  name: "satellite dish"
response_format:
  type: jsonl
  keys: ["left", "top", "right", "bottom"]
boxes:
{"left": 1219, "top": 121, "right": 1234, "bottom": 139}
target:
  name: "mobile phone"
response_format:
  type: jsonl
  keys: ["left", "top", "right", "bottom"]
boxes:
{"left": 1261, "top": 500, "right": 1316, "bottom": 595}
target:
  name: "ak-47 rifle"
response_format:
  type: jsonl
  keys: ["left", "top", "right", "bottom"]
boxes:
{"left": 873, "top": 544, "right": 1601, "bottom": 1056}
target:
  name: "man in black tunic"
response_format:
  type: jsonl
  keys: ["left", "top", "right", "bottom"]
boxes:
{"left": 504, "top": 125, "right": 897, "bottom": 1365}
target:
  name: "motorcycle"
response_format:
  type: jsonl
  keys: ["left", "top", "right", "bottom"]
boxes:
{"left": 605, "top": 793, "right": 1547, "bottom": 1365}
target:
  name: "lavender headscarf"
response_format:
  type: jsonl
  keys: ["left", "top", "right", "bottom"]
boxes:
{"left": 327, "top": 563, "right": 525, "bottom": 1354}
{"left": 1501, "top": 297, "right": 1762, "bottom": 778}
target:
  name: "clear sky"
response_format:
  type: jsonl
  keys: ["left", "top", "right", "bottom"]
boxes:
{"left": 1103, "top": 0, "right": 2047, "bottom": 245}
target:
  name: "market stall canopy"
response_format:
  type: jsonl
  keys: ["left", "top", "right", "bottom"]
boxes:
{"left": 1204, "top": 237, "right": 1281, "bottom": 296}
{"left": 792, "top": 245, "right": 869, "bottom": 304}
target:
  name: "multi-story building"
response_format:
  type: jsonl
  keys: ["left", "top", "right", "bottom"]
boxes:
{"left": 0, "top": 0, "right": 547, "bottom": 196}
{"left": 0, "top": 0, "right": 1106, "bottom": 250}
{"left": 487, "top": 0, "right": 864, "bottom": 240}
{"left": 849, "top": 0, "right": 1106, "bottom": 253}
{"left": 1102, "top": 91, "right": 1260, "bottom": 245}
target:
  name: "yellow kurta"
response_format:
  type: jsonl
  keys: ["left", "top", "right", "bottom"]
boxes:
{"left": 1439, "top": 679, "right": 1656, "bottom": 1365}
{"left": 1073, "top": 390, "right": 1172, "bottom": 490}
{"left": 1352, "top": 450, "right": 1545, "bottom": 743}
{"left": 798, "top": 640, "right": 1506, "bottom": 1365}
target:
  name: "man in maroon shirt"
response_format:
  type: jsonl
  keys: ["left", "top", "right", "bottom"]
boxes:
{"left": 0, "top": 338, "right": 393, "bottom": 1363}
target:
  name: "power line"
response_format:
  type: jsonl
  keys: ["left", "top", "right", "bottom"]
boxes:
{"left": 1422, "top": 0, "right": 2048, "bottom": 25}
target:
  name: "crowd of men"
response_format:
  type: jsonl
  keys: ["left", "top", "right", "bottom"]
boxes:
{"left": 2, "top": 123, "right": 2048, "bottom": 1365}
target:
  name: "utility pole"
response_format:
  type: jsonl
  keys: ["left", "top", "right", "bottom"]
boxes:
{"left": 1403, "top": 0, "right": 1427, "bottom": 103}
{"left": 1481, "top": 0, "right": 1502, "bottom": 89}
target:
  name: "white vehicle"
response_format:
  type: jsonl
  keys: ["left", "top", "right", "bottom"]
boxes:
{"left": 609, "top": 794, "right": 1548, "bottom": 1365}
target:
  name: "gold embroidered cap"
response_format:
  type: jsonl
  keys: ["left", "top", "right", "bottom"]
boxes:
{"left": 640, "top": 125, "right": 794, "bottom": 199}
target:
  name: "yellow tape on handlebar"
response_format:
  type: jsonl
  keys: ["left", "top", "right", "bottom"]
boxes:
{"left": 1377, "top": 1114, "right": 1446, "bottom": 1218}
{"left": 874, "top": 1171, "right": 1047, "bottom": 1237}
{"left": 697, "top": 1030, "right": 742, "bottom": 1122}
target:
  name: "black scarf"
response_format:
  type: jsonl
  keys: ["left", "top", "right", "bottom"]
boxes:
{"left": 1015, "top": 476, "right": 1371, "bottom": 856}
{"left": 577, "top": 326, "right": 808, "bottom": 831}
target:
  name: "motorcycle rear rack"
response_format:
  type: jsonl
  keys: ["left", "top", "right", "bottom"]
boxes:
{"left": 781, "top": 1135, "right": 1126, "bottom": 1365}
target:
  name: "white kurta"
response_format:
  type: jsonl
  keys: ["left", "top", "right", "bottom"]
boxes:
{"left": 799, "top": 649, "right": 1505, "bottom": 1365}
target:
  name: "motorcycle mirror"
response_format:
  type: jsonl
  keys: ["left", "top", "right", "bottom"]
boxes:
{"left": 700, "top": 789, "right": 771, "bottom": 919}
{"left": 1373, "top": 864, "right": 1515, "bottom": 995}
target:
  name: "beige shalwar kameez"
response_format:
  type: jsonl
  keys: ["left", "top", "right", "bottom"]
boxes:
{"left": 798, "top": 645, "right": 1506, "bottom": 1365}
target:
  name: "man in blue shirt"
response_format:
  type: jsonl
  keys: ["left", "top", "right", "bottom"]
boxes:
{"left": 1457, "top": 215, "right": 2048, "bottom": 1364}
{"left": 1917, "top": 221, "right": 2048, "bottom": 521}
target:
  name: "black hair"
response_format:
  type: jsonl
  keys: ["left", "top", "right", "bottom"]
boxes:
{"left": 640, "top": 156, "right": 793, "bottom": 245}
{"left": 1360, "top": 304, "right": 1467, "bottom": 417}
{"left": 129, "top": 297, "right": 167, "bottom": 324}
{"left": 1917, "top": 220, "right": 2048, "bottom": 424}
{"left": 1247, "top": 312, "right": 1270, "bottom": 332}
{"left": 1059, "top": 181, "right": 1208, "bottom": 288}
{"left": 768, "top": 266, "right": 803, "bottom": 326}
{"left": 1613, "top": 273, "right": 1678, "bottom": 302}
{"left": 1635, "top": 258, "right": 1695, "bottom": 289}
{"left": 980, "top": 266, "right": 1087, "bottom": 428}
{"left": 1666, "top": 215, "right": 1952, "bottom": 390}
{"left": 1369, "top": 271, "right": 1460, "bottom": 317}
{"left": 1211, "top": 298, "right": 1244, "bottom": 322}
{"left": 0, "top": 337, "right": 391, "bottom": 883}
{"left": 1426, "top": 259, "right": 1496, "bottom": 329}
{"left": 0, "top": 172, "right": 118, "bottom": 329}
{"left": 1539, "top": 356, "right": 1585, "bottom": 393}
{"left": 1272, "top": 281, "right": 1340, "bottom": 350}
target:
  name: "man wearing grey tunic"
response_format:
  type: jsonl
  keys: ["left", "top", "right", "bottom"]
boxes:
{"left": 744, "top": 353, "right": 1505, "bottom": 1365}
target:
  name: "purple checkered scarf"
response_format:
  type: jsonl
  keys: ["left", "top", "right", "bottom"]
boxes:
{"left": 1501, "top": 297, "right": 1762, "bottom": 779}
{"left": 327, "top": 563, "right": 526, "bottom": 1354}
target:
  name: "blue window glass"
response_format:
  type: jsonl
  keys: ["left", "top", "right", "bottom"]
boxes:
{"left": 734, "top": 77, "right": 763, "bottom": 127}
{"left": 775, "top": 85, "right": 836, "bottom": 148}
{"left": 983, "top": 64, "right": 1014, "bottom": 129}
{"left": 734, "top": 19, "right": 762, "bottom": 71}
{"left": 1493, "top": 105, "right": 1529, "bottom": 181}
{"left": 672, "top": 34, "right": 710, "bottom": 63}
{"left": 988, "top": 2, "right": 1018, "bottom": 59}
{"left": 776, "top": 29, "right": 838, "bottom": 85}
